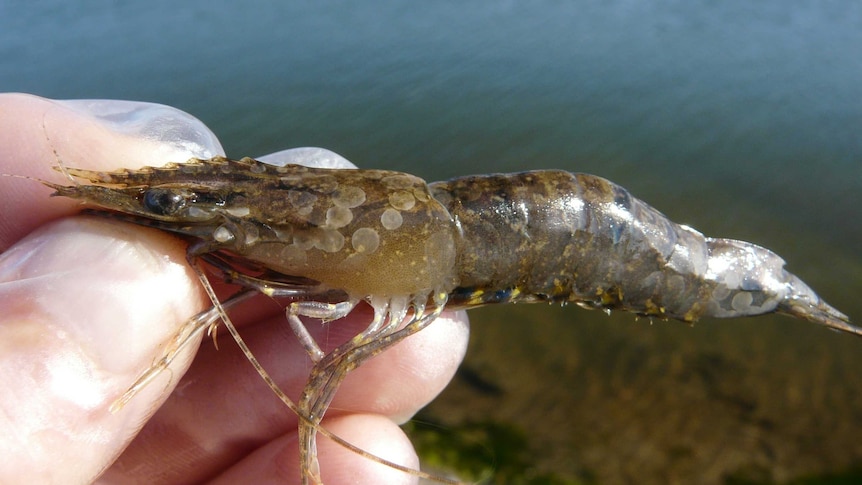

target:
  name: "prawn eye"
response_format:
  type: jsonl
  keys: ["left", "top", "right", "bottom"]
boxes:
{"left": 143, "top": 188, "right": 187, "bottom": 216}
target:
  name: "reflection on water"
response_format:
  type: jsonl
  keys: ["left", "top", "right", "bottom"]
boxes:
{"left": 3, "top": 1, "right": 861, "bottom": 482}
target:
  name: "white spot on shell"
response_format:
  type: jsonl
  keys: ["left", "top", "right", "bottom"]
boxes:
{"left": 731, "top": 292, "right": 754, "bottom": 312}
{"left": 288, "top": 190, "right": 318, "bottom": 209}
{"left": 380, "top": 208, "right": 403, "bottom": 230}
{"left": 288, "top": 190, "right": 317, "bottom": 216}
{"left": 722, "top": 268, "right": 742, "bottom": 289}
{"left": 666, "top": 275, "right": 686, "bottom": 295}
{"left": 213, "top": 225, "right": 234, "bottom": 243}
{"left": 389, "top": 190, "right": 416, "bottom": 210}
{"left": 382, "top": 174, "right": 417, "bottom": 190}
{"left": 242, "top": 223, "right": 259, "bottom": 245}
{"left": 226, "top": 206, "right": 250, "bottom": 217}
{"left": 188, "top": 206, "right": 209, "bottom": 219}
{"left": 326, "top": 206, "right": 353, "bottom": 228}
{"left": 711, "top": 285, "right": 731, "bottom": 302}
{"left": 333, "top": 186, "right": 366, "bottom": 208}
{"left": 316, "top": 230, "right": 345, "bottom": 253}
{"left": 352, "top": 227, "right": 380, "bottom": 254}
{"left": 293, "top": 233, "right": 316, "bottom": 250}
{"left": 297, "top": 206, "right": 313, "bottom": 216}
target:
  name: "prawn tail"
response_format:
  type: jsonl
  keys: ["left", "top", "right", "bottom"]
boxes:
{"left": 701, "top": 238, "right": 860, "bottom": 336}
{"left": 775, "top": 272, "right": 858, "bottom": 336}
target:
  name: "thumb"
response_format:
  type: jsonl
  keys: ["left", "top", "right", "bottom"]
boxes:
{"left": 0, "top": 216, "right": 207, "bottom": 483}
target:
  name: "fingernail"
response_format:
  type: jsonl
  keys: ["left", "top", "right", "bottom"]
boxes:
{"left": 55, "top": 99, "right": 224, "bottom": 159}
{"left": 258, "top": 147, "right": 357, "bottom": 169}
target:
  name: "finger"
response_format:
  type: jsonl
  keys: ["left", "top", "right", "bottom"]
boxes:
{"left": 0, "top": 93, "right": 222, "bottom": 251}
{"left": 99, "top": 307, "right": 469, "bottom": 484}
{"left": 0, "top": 94, "right": 224, "bottom": 482}
{"left": 210, "top": 414, "right": 420, "bottom": 485}
{"left": 0, "top": 217, "right": 207, "bottom": 483}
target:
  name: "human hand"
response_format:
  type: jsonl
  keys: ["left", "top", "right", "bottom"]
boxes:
{"left": 0, "top": 93, "right": 469, "bottom": 484}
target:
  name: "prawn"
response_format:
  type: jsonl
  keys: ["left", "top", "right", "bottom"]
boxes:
{"left": 31, "top": 153, "right": 859, "bottom": 484}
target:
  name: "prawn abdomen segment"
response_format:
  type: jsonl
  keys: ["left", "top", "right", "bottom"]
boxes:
{"left": 432, "top": 170, "right": 849, "bottom": 328}
{"left": 432, "top": 171, "right": 703, "bottom": 317}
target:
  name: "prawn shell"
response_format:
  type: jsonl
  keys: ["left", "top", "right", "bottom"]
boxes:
{"left": 51, "top": 157, "right": 460, "bottom": 300}
{"left": 237, "top": 166, "right": 460, "bottom": 299}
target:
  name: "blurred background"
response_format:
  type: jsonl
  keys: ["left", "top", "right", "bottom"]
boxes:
{"left": 2, "top": 1, "right": 861, "bottom": 483}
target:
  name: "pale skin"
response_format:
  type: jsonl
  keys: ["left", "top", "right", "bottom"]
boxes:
{"left": 0, "top": 93, "right": 470, "bottom": 484}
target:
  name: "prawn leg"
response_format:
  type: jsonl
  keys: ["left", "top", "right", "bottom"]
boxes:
{"left": 195, "top": 251, "right": 357, "bottom": 360}
{"left": 287, "top": 300, "right": 358, "bottom": 362}
{"left": 192, "top": 247, "right": 455, "bottom": 484}
{"left": 109, "top": 287, "right": 257, "bottom": 412}
{"left": 298, "top": 293, "right": 447, "bottom": 484}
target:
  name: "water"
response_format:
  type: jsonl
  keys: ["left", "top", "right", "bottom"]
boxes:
{"left": 4, "top": 1, "right": 860, "bottom": 249}
{"left": 2, "top": 1, "right": 861, "bottom": 482}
